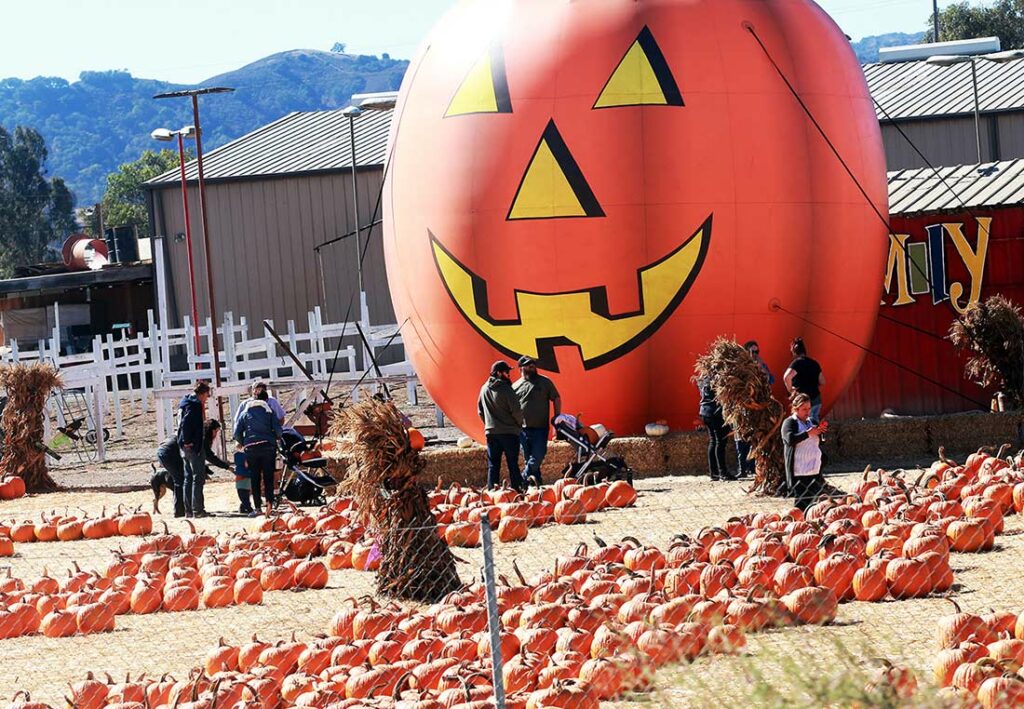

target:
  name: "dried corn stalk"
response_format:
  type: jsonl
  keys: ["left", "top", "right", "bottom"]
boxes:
{"left": 948, "top": 295, "right": 1024, "bottom": 410}
{"left": 334, "top": 398, "right": 460, "bottom": 601}
{"left": 0, "top": 363, "right": 62, "bottom": 492}
{"left": 694, "top": 338, "right": 787, "bottom": 495}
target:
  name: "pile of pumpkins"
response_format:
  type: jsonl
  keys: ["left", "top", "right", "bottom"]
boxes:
{"left": 932, "top": 600, "right": 1024, "bottom": 707}
{"left": 0, "top": 506, "right": 154, "bottom": 556}
{"left": 430, "top": 478, "right": 638, "bottom": 548}
{"left": 0, "top": 515, "right": 333, "bottom": 640}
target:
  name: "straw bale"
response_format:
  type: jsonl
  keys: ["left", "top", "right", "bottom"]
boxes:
{"left": 0, "top": 363, "right": 62, "bottom": 492}
{"left": 925, "top": 410, "right": 1024, "bottom": 459}
{"left": 830, "top": 416, "right": 931, "bottom": 463}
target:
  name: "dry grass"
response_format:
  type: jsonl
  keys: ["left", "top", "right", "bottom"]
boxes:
{"left": 0, "top": 470, "right": 1019, "bottom": 707}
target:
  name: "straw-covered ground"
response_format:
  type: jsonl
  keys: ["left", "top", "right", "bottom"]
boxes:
{"left": 0, "top": 467, "right": 1020, "bottom": 707}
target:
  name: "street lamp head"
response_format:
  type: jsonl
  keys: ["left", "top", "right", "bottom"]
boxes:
{"left": 151, "top": 128, "right": 175, "bottom": 141}
{"left": 983, "top": 49, "right": 1024, "bottom": 63}
{"left": 926, "top": 54, "right": 974, "bottom": 66}
{"left": 342, "top": 106, "right": 364, "bottom": 117}
{"left": 180, "top": 125, "right": 197, "bottom": 138}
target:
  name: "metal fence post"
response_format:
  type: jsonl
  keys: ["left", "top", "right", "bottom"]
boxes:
{"left": 480, "top": 517, "right": 507, "bottom": 709}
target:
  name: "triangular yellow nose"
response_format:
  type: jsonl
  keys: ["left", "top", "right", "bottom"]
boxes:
{"left": 595, "top": 26, "right": 683, "bottom": 108}
{"left": 508, "top": 120, "right": 604, "bottom": 220}
{"left": 446, "top": 46, "right": 512, "bottom": 117}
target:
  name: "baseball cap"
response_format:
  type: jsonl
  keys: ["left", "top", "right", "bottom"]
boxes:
{"left": 517, "top": 356, "right": 536, "bottom": 367}
{"left": 491, "top": 360, "right": 511, "bottom": 374}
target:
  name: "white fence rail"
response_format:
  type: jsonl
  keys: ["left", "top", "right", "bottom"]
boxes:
{"left": 1, "top": 307, "right": 414, "bottom": 461}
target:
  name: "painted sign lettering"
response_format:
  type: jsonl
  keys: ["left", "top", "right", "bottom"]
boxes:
{"left": 883, "top": 217, "right": 991, "bottom": 314}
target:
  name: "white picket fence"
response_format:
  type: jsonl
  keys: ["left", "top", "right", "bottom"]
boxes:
{"left": 0, "top": 306, "right": 415, "bottom": 461}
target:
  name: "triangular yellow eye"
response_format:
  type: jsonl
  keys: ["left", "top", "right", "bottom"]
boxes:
{"left": 508, "top": 120, "right": 604, "bottom": 220}
{"left": 445, "top": 46, "right": 512, "bottom": 117}
{"left": 594, "top": 26, "right": 683, "bottom": 108}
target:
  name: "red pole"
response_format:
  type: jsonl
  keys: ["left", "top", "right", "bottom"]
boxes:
{"left": 191, "top": 94, "right": 226, "bottom": 426}
{"left": 176, "top": 132, "right": 203, "bottom": 356}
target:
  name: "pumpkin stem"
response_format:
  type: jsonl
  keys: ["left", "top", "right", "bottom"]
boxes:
{"left": 511, "top": 559, "right": 527, "bottom": 586}
{"left": 392, "top": 671, "right": 413, "bottom": 700}
{"left": 593, "top": 534, "right": 607, "bottom": 548}
{"left": 945, "top": 597, "right": 963, "bottom": 615}
{"left": 620, "top": 536, "right": 642, "bottom": 548}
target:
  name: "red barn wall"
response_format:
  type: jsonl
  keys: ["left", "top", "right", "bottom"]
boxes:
{"left": 832, "top": 205, "right": 1024, "bottom": 420}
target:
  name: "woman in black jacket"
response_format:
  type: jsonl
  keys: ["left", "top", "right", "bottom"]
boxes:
{"left": 781, "top": 393, "right": 829, "bottom": 510}
{"left": 697, "top": 377, "right": 734, "bottom": 481}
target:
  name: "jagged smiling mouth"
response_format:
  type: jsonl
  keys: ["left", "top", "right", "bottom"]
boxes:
{"left": 430, "top": 214, "right": 712, "bottom": 371}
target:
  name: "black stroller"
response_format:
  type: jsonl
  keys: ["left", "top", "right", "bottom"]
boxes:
{"left": 274, "top": 428, "right": 336, "bottom": 507}
{"left": 552, "top": 414, "right": 633, "bottom": 485}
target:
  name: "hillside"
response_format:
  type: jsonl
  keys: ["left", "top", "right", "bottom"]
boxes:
{"left": 0, "top": 49, "right": 408, "bottom": 204}
{"left": 851, "top": 31, "right": 926, "bottom": 63}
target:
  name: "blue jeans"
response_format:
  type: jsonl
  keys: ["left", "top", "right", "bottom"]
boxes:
{"left": 158, "top": 447, "right": 186, "bottom": 516}
{"left": 520, "top": 427, "right": 548, "bottom": 485}
{"left": 486, "top": 434, "right": 523, "bottom": 490}
{"left": 245, "top": 444, "right": 277, "bottom": 510}
{"left": 735, "top": 438, "right": 755, "bottom": 476}
{"left": 810, "top": 397, "right": 822, "bottom": 425}
{"left": 181, "top": 446, "right": 206, "bottom": 516}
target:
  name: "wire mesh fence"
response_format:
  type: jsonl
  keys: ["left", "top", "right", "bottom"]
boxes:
{"left": 0, "top": 450, "right": 1021, "bottom": 708}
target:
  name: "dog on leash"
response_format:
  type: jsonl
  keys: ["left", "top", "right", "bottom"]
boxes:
{"left": 149, "top": 463, "right": 212, "bottom": 514}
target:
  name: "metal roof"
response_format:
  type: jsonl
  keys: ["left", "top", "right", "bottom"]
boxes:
{"left": 888, "top": 159, "right": 1024, "bottom": 215}
{"left": 0, "top": 264, "right": 153, "bottom": 297}
{"left": 146, "top": 107, "right": 393, "bottom": 187}
{"left": 865, "top": 58, "right": 1024, "bottom": 121}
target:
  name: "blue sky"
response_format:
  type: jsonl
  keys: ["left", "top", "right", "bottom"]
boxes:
{"left": 1, "top": 0, "right": 989, "bottom": 84}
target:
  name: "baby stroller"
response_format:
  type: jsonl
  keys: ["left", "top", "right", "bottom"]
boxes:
{"left": 275, "top": 428, "right": 336, "bottom": 507}
{"left": 552, "top": 413, "right": 633, "bottom": 485}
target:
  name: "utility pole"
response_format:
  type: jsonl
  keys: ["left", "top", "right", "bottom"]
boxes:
{"left": 933, "top": 0, "right": 941, "bottom": 42}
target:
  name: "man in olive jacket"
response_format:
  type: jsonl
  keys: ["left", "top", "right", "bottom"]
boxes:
{"left": 477, "top": 360, "right": 525, "bottom": 491}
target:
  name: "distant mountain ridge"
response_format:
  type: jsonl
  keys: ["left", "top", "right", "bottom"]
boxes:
{"left": 0, "top": 32, "right": 922, "bottom": 205}
{"left": 851, "top": 31, "right": 926, "bottom": 63}
{"left": 0, "top": 49, "right": 408, "bottom": 204}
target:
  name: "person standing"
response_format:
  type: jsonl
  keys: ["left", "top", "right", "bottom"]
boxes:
{"left": 513, "top": 356, "right": 561, "bottom": 487}
{"left": 234, "top": 380, "right": 286, "bottom": 427}
{"left": 781, "top": 393, "right": 829, "bottom": 510}
{"left": 697, "top": 377, "right": 734, "bottom": 481}
{"left": 233, "top": 386, "right": 283, "bottom": 516}
{"left": 735, "top": 340, "right": 775, "bottom": 478}
{"left": 177, "top": 381, "right": 212, "bottom": 518}
{"left": 784, "top": 337, "right": 826, "bottom": 423}
{"left": 477, "top": 361, "right": 525, "bottom": 492}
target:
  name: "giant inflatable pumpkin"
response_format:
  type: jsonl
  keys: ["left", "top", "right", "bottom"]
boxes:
{"left": 384, "top": 0, "right": 888, "bottom": 438}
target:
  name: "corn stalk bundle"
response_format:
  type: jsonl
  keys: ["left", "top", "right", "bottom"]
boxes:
{"left": 948, "top": 295, "right": 1024, "bottom": 410}
{"left": 0, "top": 363, "right": 62, "bottom": 492}
{"left": 334, "top": 398, "right": 460, "bottom": 601}
{"left": 694, "top": 338, "right": 787, "bottom": 495}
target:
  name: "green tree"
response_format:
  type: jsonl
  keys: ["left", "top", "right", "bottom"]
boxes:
{"left": 0, "top": 126, "right": 75, "bottom": 277}
{"left": 927, "top": 0, "right": 1024, "bottom": 48}
{"left": 100, "top": 149, "right": 185, "bottom": 239}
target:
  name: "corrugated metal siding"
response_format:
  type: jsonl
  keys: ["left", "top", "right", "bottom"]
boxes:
{"left": 887, "top": 158, "right": 1024, "bottom": 214}
{"left": 866, "top": 59, "right": 1024, "bottom": 121}
{"left": 146, "top": 108, "right": 393, "bottom": 186}
{"left": 152, "top": 169, "right": 393, "bottom": 334}
{"left": 832, "top": 206, "right": 1024, "bottom": 419}
{"left": 879, "top": 116, "right": 1001, "bottom": 170}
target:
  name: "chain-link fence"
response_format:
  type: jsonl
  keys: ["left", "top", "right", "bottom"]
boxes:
{"left": 0, "top": 453, "right": 1021, "bottom": 708}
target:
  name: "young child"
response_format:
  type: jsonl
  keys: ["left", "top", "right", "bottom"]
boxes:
{"left": 233, "top": 450, "right": 254, "bottom": 515}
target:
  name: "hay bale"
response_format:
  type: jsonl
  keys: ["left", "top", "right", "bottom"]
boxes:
{"left": 0, "top": 363, "right": 62, "bottom": 492}
{"left": 831, "top": 417, "right": 931, "bottom": 463}
{"left": 333, "top": 398, "right": 461, "bottom": 602}
{"left": 695, "top": 338, "right": 786, "bottom": 494}
{"left": 925, "top": 411, "right": 1024, "bottom": 459}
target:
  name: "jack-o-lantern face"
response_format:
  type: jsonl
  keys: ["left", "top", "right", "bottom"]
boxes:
{"left": 384, "top": 0, "right": 888, "bottom": 438}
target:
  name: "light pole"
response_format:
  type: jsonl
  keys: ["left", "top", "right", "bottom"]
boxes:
{"left": 932, "top": 0, "right": 940, "bottom": 42}
{"left": 926, "top": 50, "right": 1024, "bottom": 164}
{"left": 151, "top": 126, "right": 202, "bottom": 356}
{"left": 341, "top": 93, "right": 397, "bottom": 329}
{"left": 153, "top": 86, "right": 234, "bottom": 427}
